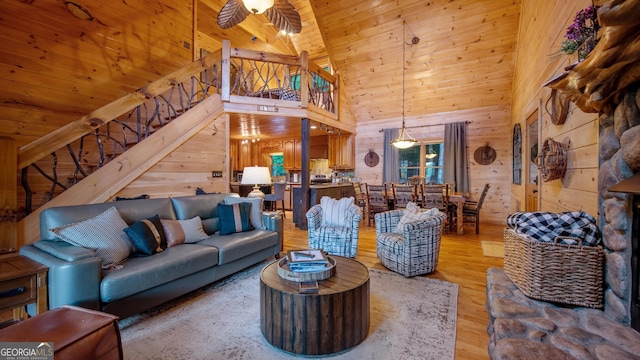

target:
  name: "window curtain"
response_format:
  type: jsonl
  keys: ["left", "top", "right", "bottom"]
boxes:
{"left": 443, "top": 122, "right": 469, "bottom": 193}
{"left": 382, "top": 128, "right": 400, "bottom": 183}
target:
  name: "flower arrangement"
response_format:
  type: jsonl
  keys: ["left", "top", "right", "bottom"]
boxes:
{"left": 559, "top": 5, "right": 601, "bottom": 61}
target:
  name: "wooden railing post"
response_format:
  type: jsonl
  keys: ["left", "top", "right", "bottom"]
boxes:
{"left": 300, "top": 51, "right": 309, "bottom": 108}
{"left": 221, "top": 39, "right": 231, "bottom": 101}
{"left": 0, "top": 136, "right": 17, "bottom": 253}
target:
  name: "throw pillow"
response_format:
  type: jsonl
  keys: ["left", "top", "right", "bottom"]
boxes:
{"left": 395, "top": 203, "right": 439, "bottom": 233}
{"left": 224, "top": 196, "right": 265, "bottom": 230}
{"left": 123, "top": 215, "right": 167, "bottom": 256}
{"left": 161, "top": 216, "right": 209, "bottom": 247}
{"left": 50, "top": 206, "right": 132, "bottom": 269}
{"left": 218, "top": 203, "right": 253, "bottom": 235}
{"left": 320, "top": 196, "right": 354, "bottom": 227}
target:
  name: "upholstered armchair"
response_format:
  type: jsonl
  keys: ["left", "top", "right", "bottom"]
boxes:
{"left": 375, "top": 207, "right": 446, "bottom": 277}
{"left": 306, "top": 197, "right": 362, "bottom": 258}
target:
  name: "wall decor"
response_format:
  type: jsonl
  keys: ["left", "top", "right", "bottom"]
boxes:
{"left": 545, "top": 89, "right": 569, "bottom": 125}
{"left": 473, "top": 144, "right": 496, "bottom": 165}
{"left": 364, "top": 150, "right": 379, "bottom": 167}
{"left": 539, "top": 137, "right": 567, "bottom": 182}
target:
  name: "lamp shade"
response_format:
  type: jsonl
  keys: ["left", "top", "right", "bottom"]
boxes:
{"left": 242, "top": 0, "right": 274, "bottom": 14}
{"left": 241, "top": 166, "right": 272, "bottom": 198}
{"left": 241, "top": 166, "right": 272, "bottom": 185}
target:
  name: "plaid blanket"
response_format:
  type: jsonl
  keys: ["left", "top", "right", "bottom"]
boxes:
{"left": 507, "top": 211, "right": 601, "bottom": 246}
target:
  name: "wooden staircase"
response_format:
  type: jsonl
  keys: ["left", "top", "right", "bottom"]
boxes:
{"left": 17, "top": 50, "right": 226, "bottom": 245}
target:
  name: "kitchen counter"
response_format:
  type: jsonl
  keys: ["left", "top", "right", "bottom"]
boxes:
{"left": 292, "top": 183, "right": 356, "bottom": 229}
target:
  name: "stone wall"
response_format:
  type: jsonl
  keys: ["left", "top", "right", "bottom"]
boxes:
{"left": 598, "top": 87, "right": 640, "bottom": 325}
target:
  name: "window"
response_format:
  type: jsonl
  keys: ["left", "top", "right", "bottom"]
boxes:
{"left": 398, "top": 143, "right": 444, "bottom": 183}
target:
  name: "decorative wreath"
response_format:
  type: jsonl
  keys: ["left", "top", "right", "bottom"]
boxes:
{"left": 539, "top": 137, "right": 567, "bottom": 182}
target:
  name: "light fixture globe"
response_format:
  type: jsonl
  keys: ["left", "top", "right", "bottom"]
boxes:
{"left": 242, "top": 0, "right": 274, "bottom": 14}
{"left": 391, "top": 126, "right": 417, "bottom": 149}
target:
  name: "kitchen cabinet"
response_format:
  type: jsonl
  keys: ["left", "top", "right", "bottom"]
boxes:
{"left": 328, "top": 135, "right": 354, "bottom": 169}
{"left": 283, "top": 138, "right": 303, "bottom": 170}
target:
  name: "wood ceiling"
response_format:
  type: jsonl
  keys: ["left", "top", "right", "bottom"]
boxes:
{"left": 203, "top": 0, "right": 522, "bottom": 140}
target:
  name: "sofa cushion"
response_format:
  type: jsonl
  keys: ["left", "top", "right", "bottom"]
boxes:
{"left": 197, "top": 230, "right": 278, "bottom": 265}
{"left": 223, "top": 196, "right": 265, "bottom": 230}
{"left": 124, "top": 215, "right": 167, "bottom": 256}
{"left": 40, "top": 198, "right": 176, "bottom": 241}
{"left": 171, "top": 194, "right": 228, "bottom": 234}
{"left": 218, "top": 203, "right": 253, "bottom": 235}
{"left": 50, "top": 207, "right": 133, "bottom": 269}
{"left": 161, "top": 217, "right": 209, "bottom": 247}
{"left": 100, "top": 244, "right": 219, "bottom": 303}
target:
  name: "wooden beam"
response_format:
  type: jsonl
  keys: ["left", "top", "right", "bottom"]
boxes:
{"left": 18, "top": 95, "right": 225, "bottom": 245}
{"left": 0, "top": 137, "right": 17, "bottom": 253}
{"left": 299, "top": 117, "right": 311, "bottom": 230}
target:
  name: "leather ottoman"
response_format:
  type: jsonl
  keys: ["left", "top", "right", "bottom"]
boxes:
{"left": 0, "top": 305, "right": 123, "bottom": 360}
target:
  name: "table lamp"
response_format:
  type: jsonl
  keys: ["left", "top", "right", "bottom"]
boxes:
{"left": 241, "top": 166, "right": 272, "bottom": 198}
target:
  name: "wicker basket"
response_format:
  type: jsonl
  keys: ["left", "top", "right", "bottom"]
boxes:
{"left": 503, "top": 228, "right": 605, "bottom": 308}
{"left": 539, "top": 137, "right": 567, "bottom": 182}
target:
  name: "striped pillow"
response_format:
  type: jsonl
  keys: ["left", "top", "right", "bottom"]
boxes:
{"left": 320, "top": 196, "right": 355, "bottom": 227}
{"left": 161, "top": 216, "right": 209, "bottom": 247}
{"left": 50, "top": 206, "right": 132, "bottom": 269}
{"left": 218, "top": 203, "right": 253, "bottom": 235}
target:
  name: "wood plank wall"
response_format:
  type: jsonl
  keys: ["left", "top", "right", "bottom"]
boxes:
{"left": 511, "top": 0, "right": 599, "bottom": 218}
{"left": 355, "top": 104, "right": 512, "bottom": 225}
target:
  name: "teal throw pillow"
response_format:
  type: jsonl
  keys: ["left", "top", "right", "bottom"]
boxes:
{"left": 124, "top": 215, "right": 167, "bottom": 256}
{"left": 218, "top": 203, "right": 253, "bottom": 235}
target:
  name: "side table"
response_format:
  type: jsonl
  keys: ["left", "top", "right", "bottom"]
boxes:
{"left": 0, "top": 255, "right": 48, "bottom": 320}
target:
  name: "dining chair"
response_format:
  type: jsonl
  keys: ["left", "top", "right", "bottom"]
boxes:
{"left": 461, "top": 183, "right": 490, "bottom": 234}
{"left": 352, "top": 181, "right": 368, "bottom": 217}
{"left": 365, "top": 184, "right": 389, "bottom": 226}
{"left": 420, "top": 184, "right": 450, "bottom": 232}
{"left": 392, "top": 184, "right": 416, "bottom": 209}
{"left": 264, "top": 183, "right": 286, "bottom": 217}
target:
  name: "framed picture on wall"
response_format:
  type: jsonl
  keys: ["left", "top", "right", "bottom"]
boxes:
{"left": 512, "top": 124, "right": 522, "bottom": 184}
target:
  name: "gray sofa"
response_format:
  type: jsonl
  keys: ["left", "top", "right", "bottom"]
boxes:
{"left": 19, "top": 193, "right": 282, "bottom": 319}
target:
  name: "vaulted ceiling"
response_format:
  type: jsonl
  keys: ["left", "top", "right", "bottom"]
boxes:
{"left": 201, "top": 0, "right": 521, "bottom": 138}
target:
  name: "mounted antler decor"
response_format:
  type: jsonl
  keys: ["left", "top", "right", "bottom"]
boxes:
{"left": 544, "top": 0, "right": 640, "bottom": 114}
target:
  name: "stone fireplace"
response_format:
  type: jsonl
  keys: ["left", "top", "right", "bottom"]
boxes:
{"left": 598, "top": 88, "right": 640, "bottom": 329}
{"left": 485, "top": 89, "right": 640, "bottom": 359}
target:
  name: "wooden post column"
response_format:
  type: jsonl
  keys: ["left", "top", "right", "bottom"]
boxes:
{"left": 0, "top": 136, "right": 17, "bottom": 253}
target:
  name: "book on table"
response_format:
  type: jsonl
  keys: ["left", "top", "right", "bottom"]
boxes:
{"left": 287, "top": 249, "right": 329, "bottom": 272}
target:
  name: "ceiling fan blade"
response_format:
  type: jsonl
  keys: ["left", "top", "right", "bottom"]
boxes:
{"left": 217, "top": 0, "right": 251, "bottom": 29}
{"left": 265, "top": 0, "right": 302, "bottom": 34}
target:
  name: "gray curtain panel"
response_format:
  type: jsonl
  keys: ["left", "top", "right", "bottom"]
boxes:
{"left": 383, "top": 128, "right": 400, "bottom": 184}
{"left": 443, "top": 122, "right": 469, "bottom": 193}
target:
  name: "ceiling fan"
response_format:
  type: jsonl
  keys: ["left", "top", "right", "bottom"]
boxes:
{"left": 217, "top": 0, "right": 302, "bottom": 35}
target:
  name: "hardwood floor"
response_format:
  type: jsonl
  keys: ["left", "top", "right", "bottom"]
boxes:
{"left": 281, "top": 211, "right": 504, "bottom": 360}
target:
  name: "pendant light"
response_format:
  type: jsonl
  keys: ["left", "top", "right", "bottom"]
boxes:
{"left": 391, "top": 21, "right": 418, "bottom": 149}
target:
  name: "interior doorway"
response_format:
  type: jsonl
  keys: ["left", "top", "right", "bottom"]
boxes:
{"left": 525, "top": 110, "right": 540, "bottom": 211}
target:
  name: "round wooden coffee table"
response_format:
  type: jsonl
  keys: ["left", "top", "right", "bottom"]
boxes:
{"left": 260, "top": 256, "right": 370, "bottom": 355}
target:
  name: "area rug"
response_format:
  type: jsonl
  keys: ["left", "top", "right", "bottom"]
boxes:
{"left": 119, "top": 262, "right": 458, "bottom": 359}
{"left": 481, "top": 241, "right": 505, "bottom": 258}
